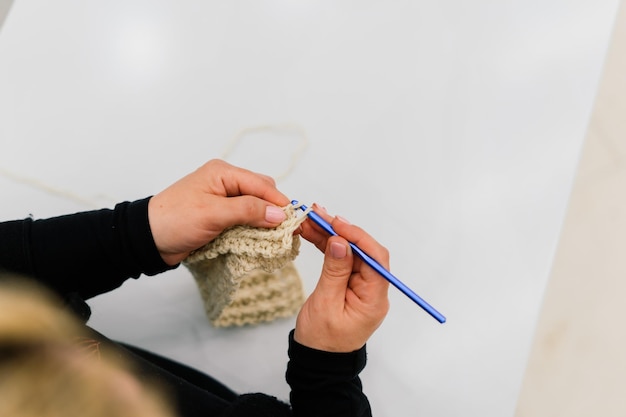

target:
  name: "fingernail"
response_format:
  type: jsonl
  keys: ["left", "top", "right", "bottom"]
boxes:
{"left": 265, "top": 206, "right": 286, "bottom": 223}
{"left": 336, "top": 215, "right": 351, "bottom": 225}
{"left": 330, "top": 242, "right": 347, "bottom": 259}
{"left": 313, "top": 203, "right": 327, "bottom": 214}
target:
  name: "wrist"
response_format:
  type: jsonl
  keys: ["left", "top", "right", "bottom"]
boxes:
{"left": 288, "top": 329, "right": 367, "bottom": 366}
{"left": 293, "top": 326, "right": 364, "bottom": 353}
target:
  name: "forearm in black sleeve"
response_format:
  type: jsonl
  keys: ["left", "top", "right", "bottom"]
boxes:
{"left": 0, "top": 197, "right": 175, "bottom": 299}
{"left": 286, "top": 330, "right": 372, "bottom": 417}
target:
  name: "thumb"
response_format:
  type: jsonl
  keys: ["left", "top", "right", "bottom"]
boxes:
{"left": 316, "top": 237, "right": 353, "bottom": 298}
{"left": 218, "top": 196, "right": 287, "bottom": 229}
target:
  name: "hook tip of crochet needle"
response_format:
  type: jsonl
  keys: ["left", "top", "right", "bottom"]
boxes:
{"left": 290, "top": 200, "right": 309, "bottom": 211}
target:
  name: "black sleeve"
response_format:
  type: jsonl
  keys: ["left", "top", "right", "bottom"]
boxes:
{"left": 0, "top": 197, "right": 175, "bottom": 300}
{"left": 286, "top": 330, "right": 372, "bottom": 417}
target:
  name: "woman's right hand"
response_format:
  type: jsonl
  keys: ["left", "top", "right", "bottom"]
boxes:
{"left": 295, "top": 205, "right": 390, "bottom": 352}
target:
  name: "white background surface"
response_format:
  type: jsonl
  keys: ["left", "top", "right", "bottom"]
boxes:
{"left": 0, "top": 1, "right": 620, "bottom": 416}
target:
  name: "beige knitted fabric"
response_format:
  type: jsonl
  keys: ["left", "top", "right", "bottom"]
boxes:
{"left": 183, "top": 204, "right": 310, "bottom": 327}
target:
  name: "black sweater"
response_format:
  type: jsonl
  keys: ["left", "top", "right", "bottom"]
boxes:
{"left": 0, "top": 197, "right": 372, "bottom": 417}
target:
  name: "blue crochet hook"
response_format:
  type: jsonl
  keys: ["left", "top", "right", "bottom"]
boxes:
{"left": 291, "top": 200, "right": 446, "bottom": 324}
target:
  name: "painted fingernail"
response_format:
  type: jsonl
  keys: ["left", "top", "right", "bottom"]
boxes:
{"left": 265, "top": 206, "right": 286, "bottom": 223}
{"left": 336, "top": 215, "right": 351, "bottom": 225}
{"left": 330, "top": 241, "right": 347, "bottom": 259}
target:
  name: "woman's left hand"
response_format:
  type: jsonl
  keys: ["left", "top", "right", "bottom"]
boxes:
{"left": 148, "top": 159, "right": 290, "bottom": 265}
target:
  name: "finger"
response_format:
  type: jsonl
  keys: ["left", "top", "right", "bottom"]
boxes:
{"left": 225, "top": 170, "right": 289, "bottom": 205}
{"left": 331, "top": 216, "right": 390, "bottom": 270}
{"left": 253, "top": 171, "right": 278, "bottom": 186}
{"left": 315, "top": 236, "right": 354, "bottom": 301}
{"left": 348, "top": 270, "right": 390, "bottom": 307}
{"left": 299, "top": 203, "right": 335, "bottom": 252}
{"left": 215, "top": 195, "right": 287, "bottom": 230}
{"left": 231, "top": 161, "right": 277, "bottom": 186}
{"left": 204, "top": 159, "right": 290, "bottom": 206}
{"left": 299, "top": 220, "right": 328, "bottom": 252}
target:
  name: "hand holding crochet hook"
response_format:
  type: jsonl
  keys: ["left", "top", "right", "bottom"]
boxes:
{"left": 294, "top": 202, "right": 394, "bottom": 352}
{"left": 295, "top": 201, "right": 446, "bottom": 326}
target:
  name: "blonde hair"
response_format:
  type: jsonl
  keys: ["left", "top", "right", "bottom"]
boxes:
{"left": 0, "top": 274, "right": 176, "bottom": 417}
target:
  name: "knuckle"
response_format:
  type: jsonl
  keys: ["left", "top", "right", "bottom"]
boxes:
{"left": 241, "top": 198, "right": 258, "bottom": 219}
{"left": 325, "top": 263, "right": 346, "bottom": 278}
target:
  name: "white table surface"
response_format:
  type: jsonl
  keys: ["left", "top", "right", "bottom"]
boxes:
{"left": 0, "top": 1, "right": 620, "bottom": 416}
